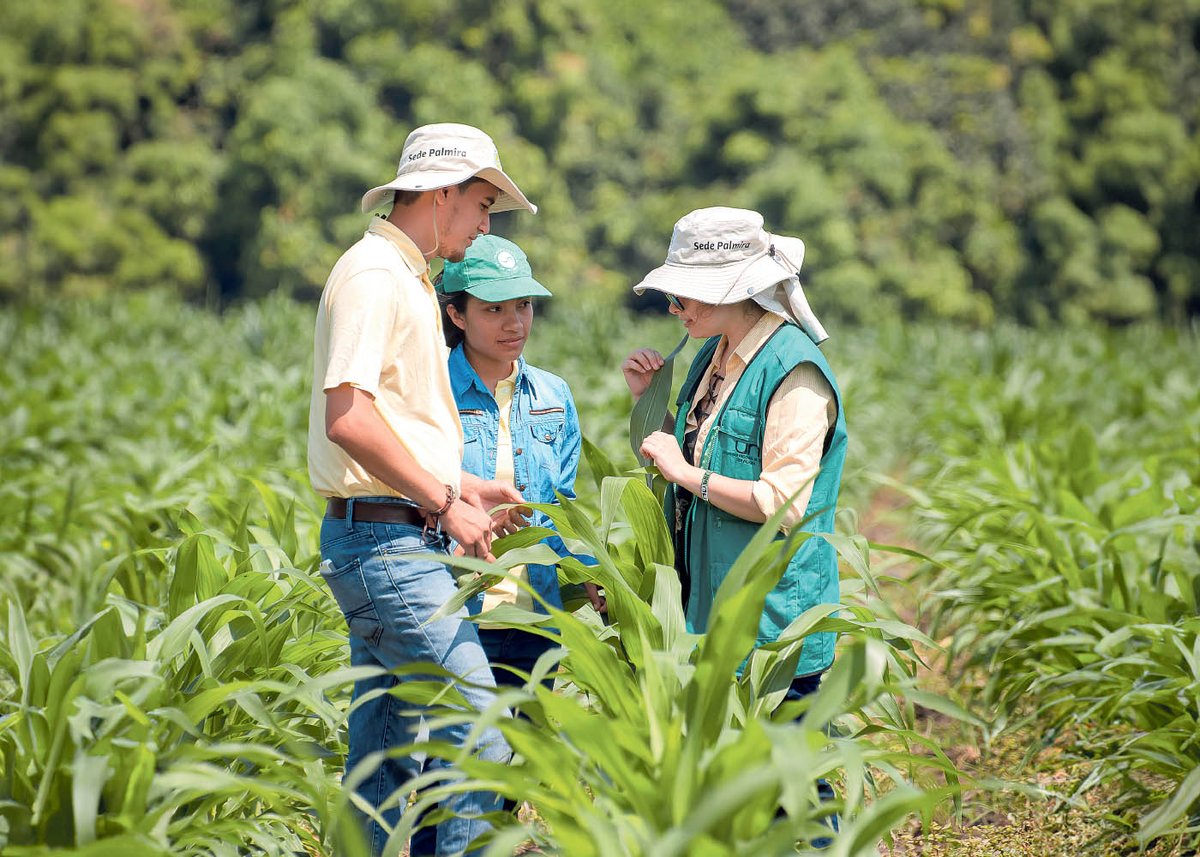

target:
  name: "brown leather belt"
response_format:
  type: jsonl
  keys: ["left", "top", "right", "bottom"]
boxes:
{"left": 325, "top": 497, "right": 426, "bottom": 526}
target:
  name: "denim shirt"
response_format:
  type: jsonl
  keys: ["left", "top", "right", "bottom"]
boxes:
{"left": 448, "top": 344, "right": 584, "bottom": 614}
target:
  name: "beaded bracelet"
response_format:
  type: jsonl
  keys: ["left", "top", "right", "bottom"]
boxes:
{"left": 699, "top": 469, "right": 713, "bottom": 502}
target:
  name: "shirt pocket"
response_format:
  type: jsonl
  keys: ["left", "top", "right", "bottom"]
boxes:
{"left": 458, "top": 410, "right": 489, "bottom": 476}
{"left": 526, "top": 414, "right": 566, "bottom": 492}
{"left": 528, "top": 418, "right": 565, "bottom": 445}
{"left": 460, "top": 415, "right": 487, "bottom": 440}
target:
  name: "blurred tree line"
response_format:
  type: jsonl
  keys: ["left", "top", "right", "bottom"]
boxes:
{"left": 0, "top": 0, "right": 1196, "bottom": 325}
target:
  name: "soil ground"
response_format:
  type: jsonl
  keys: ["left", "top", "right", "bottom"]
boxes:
{"left": 862, "top": 483, "right": 1194, "bottom": 857}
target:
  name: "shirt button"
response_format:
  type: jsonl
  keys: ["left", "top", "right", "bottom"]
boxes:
{"left": 517, "top": 483, "right": 527, "bottom": 491}
{"left": 543, "top": 433, "right": 552, "bottom": 441}
{"left": 514, "top": 447, "right": 523, "bottom": 455}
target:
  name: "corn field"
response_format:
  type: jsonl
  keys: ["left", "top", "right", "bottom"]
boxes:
{"left": 1, "top": 293, "right": 1196, "bottom": 855}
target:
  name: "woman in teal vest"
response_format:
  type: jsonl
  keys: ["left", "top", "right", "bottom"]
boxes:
{"left": 622, "top": 206, "right": 848, "bottom": 696}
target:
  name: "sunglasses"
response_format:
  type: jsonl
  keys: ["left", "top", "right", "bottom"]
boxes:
{"left": 664, "top": 293, "right": 684, "bottom": 311}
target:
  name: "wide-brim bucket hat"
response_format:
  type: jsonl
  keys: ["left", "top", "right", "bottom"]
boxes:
{"left": 633, "top": 207, "right": 828, "bottom": 344}
{"left": 361, "top": 123, "right": 537, "bottom": 215}
{"left": 633, "top": 207, "right": 804, "bottom": 302}
{"left": 439, "top": 235, "right": 552, "bottom": 302}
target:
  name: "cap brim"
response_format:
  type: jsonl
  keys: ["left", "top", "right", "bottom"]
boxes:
{"left": 361, "top": 166, "right": 538, "bottom": 214}
{"left": 452, "top": 276, "right": 552, "bottom": 302}
{"left": 472, "top": 166, "right": 537, "bottom": 214}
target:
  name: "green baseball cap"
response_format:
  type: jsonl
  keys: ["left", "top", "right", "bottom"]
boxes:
{"left": 439, "top": 235, "right": 553, "bottom": 301}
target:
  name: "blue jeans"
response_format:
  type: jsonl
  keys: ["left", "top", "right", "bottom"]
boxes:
{"left": 477, "top": 628, "right": 557, "bottom": 690}
{"left": 320, "top": 503, "right": 510, "bottom": 857}
{"left": 786, "top": 672, "right": 839, "bottom": 848}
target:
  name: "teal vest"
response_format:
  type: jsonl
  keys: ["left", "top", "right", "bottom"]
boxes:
{"left": 666, "top": 322, "right": 848, "bottom": 677}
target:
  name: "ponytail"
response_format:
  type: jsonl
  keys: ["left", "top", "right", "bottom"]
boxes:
{"left": 434, "top": 272, "right": 469, "bottom": 349}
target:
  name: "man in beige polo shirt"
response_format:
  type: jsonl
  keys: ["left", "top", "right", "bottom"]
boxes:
{"left": 308, "top": 123, "right": 536, "bottom": 857}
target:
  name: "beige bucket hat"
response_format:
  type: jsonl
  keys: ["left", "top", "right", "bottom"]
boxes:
{"left": 633, "top": 207, "right": 829, "bottom": 344}
{"left": 361, "top": 123, "right": 537, "bottom": 215}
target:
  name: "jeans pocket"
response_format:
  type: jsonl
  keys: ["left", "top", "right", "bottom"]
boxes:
{"left": 319, "top": 557, "right": 384, "bottom": 647}
{"left": 378, "top": 523, "right": 437, "bottom": 553}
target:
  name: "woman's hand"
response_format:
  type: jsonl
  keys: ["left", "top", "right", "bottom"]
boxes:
{"left": 584, "top": 582, "right": 607, "bottom": 614}
{"left": 491, "top": 504, "right": 532, "bottom": 537}
{"left": 639, "top": 431, "right": 697, "bottom": 485}
{"left": 622, "top": 348, "right": 665, "bottom": 401}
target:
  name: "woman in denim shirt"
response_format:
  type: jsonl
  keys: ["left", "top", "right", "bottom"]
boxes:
{"left": 438, "top": 234, "right": 601, "bottom": 687}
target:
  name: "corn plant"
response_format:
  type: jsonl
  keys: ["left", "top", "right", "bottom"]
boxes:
{"left": 11, "top": 292, "right": 1196, "bottom": 853}
{"left": 904, "top": 325, "right": 1200, "bottom": 846}
{"left": 0, "top": 490, "right": 369, "bottom": 855}
{"left": 361, "top": 465, "right": 961, "bottom": 857}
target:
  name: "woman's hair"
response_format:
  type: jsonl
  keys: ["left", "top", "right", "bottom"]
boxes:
{"left": 434, "top": 272, "right": 469, "bottom": 348}
{"left": 737, "top": 298, "right": 767, "bottom": 320}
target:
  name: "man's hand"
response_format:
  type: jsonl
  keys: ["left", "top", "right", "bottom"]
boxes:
{"left": 464, "top": 478, "right": 530, "bottom": 537}
{"left": 438, "top": 499, "right": 496, "bottom": 560}
{"left": 468, "top": 478, "right": 524, "bottom": 509}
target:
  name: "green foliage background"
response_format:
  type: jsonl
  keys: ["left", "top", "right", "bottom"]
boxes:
{"left": 2, "top": 293, "right": 1197, "bottom": 852}
{"left": 4, "top": 2, "right": 1199, "bottom": 849}
{"left": 1, "top": 0, "right": 1197, "bottom": 323}
{"left": 0, "top": 294, "right": 953, "bottom": 854}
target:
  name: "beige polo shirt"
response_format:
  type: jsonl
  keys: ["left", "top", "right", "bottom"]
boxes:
{"left": 685, "top": 312, "right": 837, "bottom": 530}
{"left": 308, "top": 218, "right": 463, "bottom": 499}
